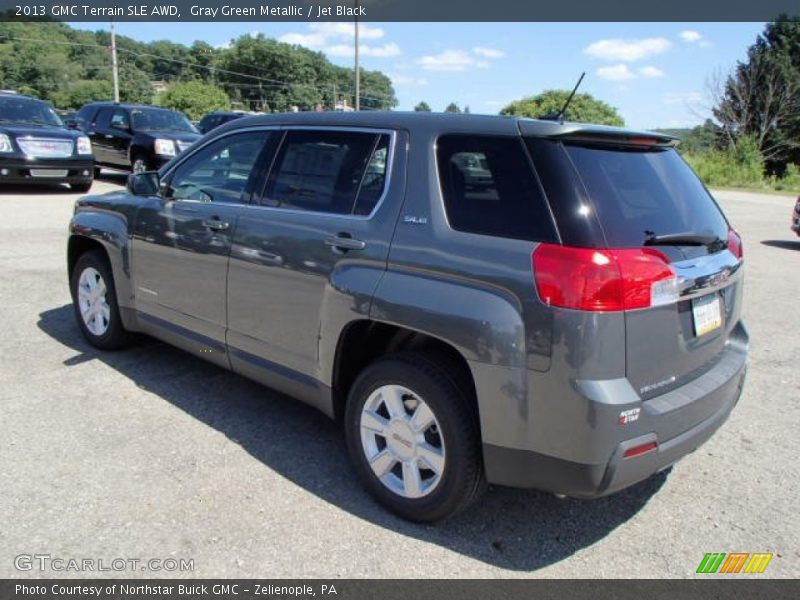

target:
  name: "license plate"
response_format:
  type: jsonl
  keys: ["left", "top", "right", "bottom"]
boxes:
{"left": 692, "top": 294, "right": 722, "bottom": 337}
{"left": 30, "top": 169, "right": 68, "bottom": 178}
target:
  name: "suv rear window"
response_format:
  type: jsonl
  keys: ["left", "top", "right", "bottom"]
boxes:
{"left": 528, "top": 139, "right": 728, "bottom": 248}
{"left": 437, "top": 135, "right": 557, "bottom": 242}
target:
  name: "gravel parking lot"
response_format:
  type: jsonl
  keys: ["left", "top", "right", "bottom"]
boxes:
{"left": 0, "top": 178, "right": 797, "bottom": 578}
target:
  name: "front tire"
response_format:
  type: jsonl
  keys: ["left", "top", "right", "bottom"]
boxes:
{"left": 71, "top": 180, "right": 93, "bottom": 193}
{"left": 345, "top": 353, "right": 485, "bottom": 522}
{"left": 70, "top": 250, "right": 128, "bottom": 350}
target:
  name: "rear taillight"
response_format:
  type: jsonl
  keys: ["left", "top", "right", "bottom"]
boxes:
{"left": 532, "top": 244, "right": 678, "bottom": 312}
{"left": 727, "top": 229, "right": 743, "bottom": 260}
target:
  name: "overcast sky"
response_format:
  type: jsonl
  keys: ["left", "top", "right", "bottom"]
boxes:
{"left": 74, "top": 21, "right": 767, "bottom": 129}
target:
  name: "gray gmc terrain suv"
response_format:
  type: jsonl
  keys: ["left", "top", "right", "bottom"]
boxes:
{"left": 67, "top": 112, "right": 747, "bottom": 522}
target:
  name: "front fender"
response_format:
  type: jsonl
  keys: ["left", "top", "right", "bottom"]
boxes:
{"left": 68, "top": 207, "right": 134, "bottom": 317}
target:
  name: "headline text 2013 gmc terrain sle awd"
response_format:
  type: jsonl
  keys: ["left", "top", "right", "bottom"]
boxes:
{"left": 67, "top": 112, "right": 747, "bottom": 522}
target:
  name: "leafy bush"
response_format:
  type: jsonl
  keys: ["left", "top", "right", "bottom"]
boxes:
{"left": 768, "top": 163, "right": 800, "bottom": 193}
{"left": 683, "top": 136, "right": 765, "bottom": 188}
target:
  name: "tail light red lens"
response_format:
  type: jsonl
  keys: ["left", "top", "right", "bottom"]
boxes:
{"left": 727, "top": 229, "right": 743, "bottom": 260}
{"left": 532, "top": 244, "right": 678, "bottom": 312}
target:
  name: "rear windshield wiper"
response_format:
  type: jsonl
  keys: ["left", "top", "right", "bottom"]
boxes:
{"left": 643, "top": 232, "right": 720, "bottom": 247}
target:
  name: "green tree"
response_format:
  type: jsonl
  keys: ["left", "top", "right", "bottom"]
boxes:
{"left": 414, "top": 101, "right": 431, "bottom": 112}
{"left": 500, "top": 90, "right": 625, "bottom": 126}
{"left": 118, "top": 60, "right": 154, "bottom": 104}
{"left": 678, "top": 119, "right": 725, "bottom": 154}
{"left": 157, "top": 80, "right": 230, "bottom": 121}
{"left": 444, "top": 102, "right": 461, "bottom": 113}
{"left": 712, "top": 17, "right": 800, "bottom": 172}
{"left": 52, "top": 80, "right": 113, "bottom": 109}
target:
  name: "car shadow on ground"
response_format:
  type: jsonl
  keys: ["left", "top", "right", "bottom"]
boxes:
{"left": 38, "top": 304, "right": 668, "bottom": 572}
{"left": 95, "top": 170, "right": 129, "bottom": 186}
{"left": 0, "top": 183, "right": 75, "bottom": 194}
{"left": 761, "top": 239, "right": 800, "bottom": 251}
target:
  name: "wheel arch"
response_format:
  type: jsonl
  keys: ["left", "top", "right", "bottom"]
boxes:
{"left": 68, "top": 210, "right": 136, "bottom": 329}
{"left": 331, "top": 320, "right": 480, "bottom": 429}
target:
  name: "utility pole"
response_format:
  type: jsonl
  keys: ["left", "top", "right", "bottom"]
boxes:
{"left": 110, "top": 20, "right": 120, "bottom": 103}
{"left": 354, "top": 0, "right": 360, "bottom": 111}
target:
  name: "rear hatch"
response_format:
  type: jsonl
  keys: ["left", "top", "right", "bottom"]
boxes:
{"left": 524, "top": 130, "right": 744, "bottom": 400}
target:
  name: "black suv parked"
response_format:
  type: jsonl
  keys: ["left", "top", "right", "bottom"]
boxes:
{"left": 0, "top": 93, "right": 94, "bottom": 191}
{"left": 74, "top": 102, "right": 201, "bottom": 174}
{"left": 67, "top": 112, "right": 748, "bottom": 522}
{"left": 197, "top": 111, "right": 250, "bottom": 134}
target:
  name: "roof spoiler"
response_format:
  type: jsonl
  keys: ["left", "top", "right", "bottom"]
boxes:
{"left": 517, "top": 120, "right": 679, "bottom": 148}
{"left": 551, "top": 131, "right": 679, "bottom": 148}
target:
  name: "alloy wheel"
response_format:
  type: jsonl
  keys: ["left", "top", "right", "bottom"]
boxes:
{"left": 359, "top": 384, "right": 446, "bottom": 499}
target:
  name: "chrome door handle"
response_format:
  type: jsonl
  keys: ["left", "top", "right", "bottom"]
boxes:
{"left": 325, "top": 234, "right": 366, "bottom": 252}
{"left": 203, "top": 219, "right": 230, "bottom": 231}
{"left": 104, "top": 134, "right": 114, "bottom": 139}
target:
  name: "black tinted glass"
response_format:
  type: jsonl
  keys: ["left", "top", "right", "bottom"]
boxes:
{"left": 0, "top": 97, "right": 62, "bottom": 126}
{"left": 436, "top": 135, "right": 557, "bottom": 242}
{"left": 131, "top": 108, "right": 196, "bottom": 133}
{"left": 263, "top": 130, "right": 384, "bottom": 215}
{"left": 562, "top": 144, "right": 728, "bottom": 247}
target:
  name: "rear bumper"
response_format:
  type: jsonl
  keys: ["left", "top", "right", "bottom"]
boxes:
{"left": 0, "top": 157, "right": 93, "bottom": 185}
{"left": 483, "top": 325, "right": 748, "bottom": 497}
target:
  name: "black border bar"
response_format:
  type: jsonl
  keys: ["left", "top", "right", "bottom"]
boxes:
{"left": 3, "top": 579, "right": 800, "bottom": 600}
{"left": 1, "top": 0, "right": 799, "bottom": 22}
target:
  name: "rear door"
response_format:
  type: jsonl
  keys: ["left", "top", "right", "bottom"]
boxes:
{"left": 226, "top": 127, "right": 405, "bottom": 381}
{"left": 526, "top": 138, "right": 743, "bottom": 400}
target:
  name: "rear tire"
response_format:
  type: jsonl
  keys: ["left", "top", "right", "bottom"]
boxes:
{"left": 70, "top": 250, "right": 128, "bottom": 350}
{"left": 345, "top": 353, "right": 485, "bottom": 522}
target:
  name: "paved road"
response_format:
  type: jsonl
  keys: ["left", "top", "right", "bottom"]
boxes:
{"left": 0, "top": 179, "right": 797, "bottom": 578}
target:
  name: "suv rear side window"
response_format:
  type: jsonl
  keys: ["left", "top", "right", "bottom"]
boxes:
{"left": 261, "top": 130, "right": 390, "bottom": 215}
{"left": 437, "top": 135, "right": 557, "bottom": 242}
{"left": 530, "top": 140, "right": 728, "bottom": 248}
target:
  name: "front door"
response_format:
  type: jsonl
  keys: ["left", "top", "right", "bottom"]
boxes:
{"left": 131, "top": 130, "right": 276, "bottom": 365}
{"left": 86, "top": 108, "right": 116, "bottom": 166}
{"left": 106, "top": 108, "right": 132, "bottom": 167}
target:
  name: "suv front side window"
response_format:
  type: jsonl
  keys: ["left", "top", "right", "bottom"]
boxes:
{"left": 110, "top": 110, "right": 130, "bottom": 130}
{"left": 165, "top": 131, "right": 271, "bottom": 204}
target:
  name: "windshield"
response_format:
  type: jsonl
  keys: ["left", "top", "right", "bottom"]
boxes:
{"left": 529, "top": 140, "right": 729, "bottom": 248}
{"left": 131, "top": 108, "right": 197, "bottom": 133}
{"left": 0, "top": 97, "right": 63, "bottom": 127}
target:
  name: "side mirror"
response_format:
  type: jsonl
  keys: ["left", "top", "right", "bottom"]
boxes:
{"left": 111, "top": 122, "right": 130, "bottom": 132}
{"left": 64, "top": 118, "right": 78, "bottom": 129}
{"left": 127, "top": 171, "right": 161, "bottom": 196}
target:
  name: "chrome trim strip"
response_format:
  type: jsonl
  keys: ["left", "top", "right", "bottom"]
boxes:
{"left": 673, "top": 251, "right": 742, "bottom": 301}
